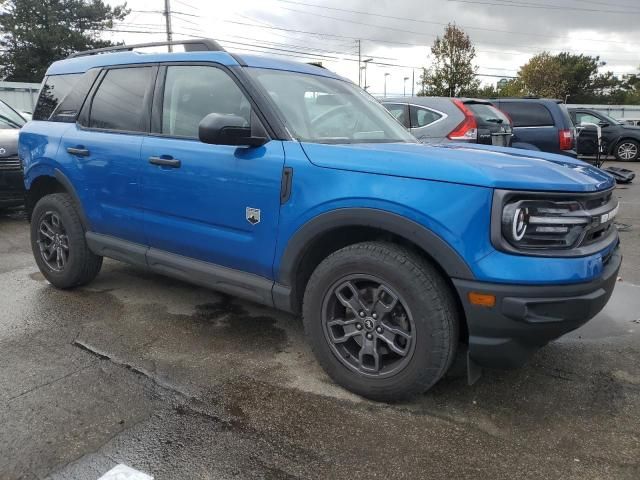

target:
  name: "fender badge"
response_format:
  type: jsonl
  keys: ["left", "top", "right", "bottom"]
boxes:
{"left": 246, "top": 207, "right": 261, "bottom": 225}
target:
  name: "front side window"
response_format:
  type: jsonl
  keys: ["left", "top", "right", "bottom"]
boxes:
{"left": 89, "top": 67, "right": 154, "bottom": 132}
{"left": 410, "top": 106, "right": 443, "bottom": 128}
{"left": 575, "top": 112, "right": 602, "bottom": 126}
{"left": 161, "top": 65, "right": 250, "bottom": 138}
{"left": 33, "top": 73, "right": 81, "bottom": 121}
{"left": 248, "top": 68, "right": 416, "bottom": 144}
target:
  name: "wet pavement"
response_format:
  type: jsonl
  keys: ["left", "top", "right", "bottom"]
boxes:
{"left": 1, "top": 161, "right": 639, "bottom": 479}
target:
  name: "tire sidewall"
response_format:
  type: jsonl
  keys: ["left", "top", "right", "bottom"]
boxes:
{"left": 303, "top": 246, "right": 455, "bottom": 399}
{"left": 31, "top": 195, "right": 87, "bottom": 287}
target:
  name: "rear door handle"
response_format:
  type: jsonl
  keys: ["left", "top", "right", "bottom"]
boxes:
{"left": 67, "top": 147, "right": 90, "bottom": 157}
{"left": 149, "top": 156, "right": 181, "bottom": 168}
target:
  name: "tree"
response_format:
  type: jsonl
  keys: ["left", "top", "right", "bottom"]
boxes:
{"left": 513, "top": 51, "right": 624, "bottom": 103}
{"left": 419, "top": 23, "right": 479, "bottom": 97}
{"left": 0, "top": 0, "right": 129, "bottom": 82}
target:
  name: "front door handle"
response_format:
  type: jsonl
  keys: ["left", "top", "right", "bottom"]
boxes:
{"left": 67, "top": 147, "right": 90, "bottom": 157}
{"left": 149, "top": 156, "right": 181, "bottom": 168}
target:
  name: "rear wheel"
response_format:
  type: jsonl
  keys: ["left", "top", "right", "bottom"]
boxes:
{"left": 303, "top": 242, "right": 459, "bottom": 401}
{"left": 31, "top": 193, "right": 102, "bottom": 289}
{"left": 614, "top": 139, "right": 639, "bottom": 161}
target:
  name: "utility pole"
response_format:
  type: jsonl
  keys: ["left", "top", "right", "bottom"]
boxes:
{"left": 412, "top": 69, "right": 415, "bottom": 96}
{"left": 404, "top": 77, "right": 409, "bottom": 97}
{"left": 164, "top": 0, "right": 173, "bottom": 52}
{"left": 357, "top": 40, "right": 361, "bottom": 87}
{"left": 384, "top": 72, "right": 390, "bottom": 98}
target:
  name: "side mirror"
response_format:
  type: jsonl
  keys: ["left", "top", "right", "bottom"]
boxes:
{"left": 598, "top": 121, "right": 610, "bottom": 128}
{"left": 198, "top": 113, "right": 267, "bottom": 148}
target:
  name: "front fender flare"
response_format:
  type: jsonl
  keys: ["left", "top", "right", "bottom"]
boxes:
{"left": 277, "top": 207, "right": 474, "bottom": 288}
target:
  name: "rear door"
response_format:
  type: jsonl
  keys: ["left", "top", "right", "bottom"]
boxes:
{"left": 139, "top": 63, "right": 285, "bottom": 279}
{"left": 408, "top": 104, "right": 446, "bottom": 142}
{"left": 60, "top": 65, "right": 157, "bottom": 244}
{"left": 495, "top": 101, "right": 556, "bottom": 152}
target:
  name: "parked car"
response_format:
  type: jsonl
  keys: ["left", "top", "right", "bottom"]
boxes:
{"left": 0, "top": 99, "right": 27, "bottom": 210}
{"left": 622, "top": 118, "right": 640, "bottom": 127}
{"left": 490, "top": 98, "right": 576, "bottom": 156}
{"left": 20, "top": 39, "right": 621, "bottom": 401}
{"left": 569, "top": 108, "right": 640, "bottom": 161}
{"left": 382, "top": 97, "right": 512, "bottom": 146}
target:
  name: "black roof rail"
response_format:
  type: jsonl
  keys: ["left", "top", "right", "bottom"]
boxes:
{"left": 67, "top": 38, "right": 225, "bottom": 58}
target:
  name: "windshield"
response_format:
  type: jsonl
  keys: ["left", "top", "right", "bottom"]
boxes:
{"left": 248, "top": 68, "right": 416, "bottom": 144}
{"left": 0, "top": 100, "right": 26, "bottom": 129}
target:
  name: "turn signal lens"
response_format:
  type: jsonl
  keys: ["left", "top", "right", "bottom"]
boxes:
{"left": 468, "top": 292, "right": 496, "bottom": 307}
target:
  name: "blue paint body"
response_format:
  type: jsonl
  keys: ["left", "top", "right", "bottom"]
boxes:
{"left": 20, "top": 50, "right": 618, "bottom": 294}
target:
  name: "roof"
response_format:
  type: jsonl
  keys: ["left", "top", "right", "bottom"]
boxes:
{"left": 45, "top": 50, "right": 343, "bottom": 80}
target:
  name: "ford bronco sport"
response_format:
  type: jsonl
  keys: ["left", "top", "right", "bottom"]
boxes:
{"left": 19, "top": 40, "right": 621, "bottom": 401}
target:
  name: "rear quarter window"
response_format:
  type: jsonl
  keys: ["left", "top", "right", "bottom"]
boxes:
{"left": 33, "top": 73, "right": 82, "bottom": 121}
{"left": 498, "top": 102, "right": 553, "bottom": 127}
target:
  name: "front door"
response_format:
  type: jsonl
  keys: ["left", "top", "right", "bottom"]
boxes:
{"left": 574, "top": 111, "right": 605, "bottom": 156}
{"left": 140, "top": 64, "right": 285, "bottom": 279}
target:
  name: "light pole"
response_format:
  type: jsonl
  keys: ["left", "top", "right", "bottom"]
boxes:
{"left": 362, "top": 58, "right": 372, "bottom": 91}
{"left": 384, "top": 72, "right": 390, "bottom": 98}
{"left": 403, "top": 77, "right": 409, "bottom": 97}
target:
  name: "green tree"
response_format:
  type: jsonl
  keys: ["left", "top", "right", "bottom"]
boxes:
{"left": 419, "top": 23, "right": 479, "bottom": 97}
{"left": 0, "top": 0, "right": 129, "bottom": 82}
{"left": 514, "top": 51, "right": 623, "bottom": 103}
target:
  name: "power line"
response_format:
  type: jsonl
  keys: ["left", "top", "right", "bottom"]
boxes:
{"left": 445, "top": 0, "right": 640, "bottom": 15}
{"left": 273, "top": 3, "right": 640, "bottom": 59}
{"left": 271, "top": 0, "right": 640, "bottom": 45}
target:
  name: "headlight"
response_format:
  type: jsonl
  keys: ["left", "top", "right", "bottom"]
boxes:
{"left": 492, "top": 189, "right": 619, "bottom": 256}
{"left": 501, "top": 200, "right": 589, "bottom": 249}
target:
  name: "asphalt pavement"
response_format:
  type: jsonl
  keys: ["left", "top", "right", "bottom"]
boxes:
{"left": 1, "top": 161, "right": 639, "bottom": 479}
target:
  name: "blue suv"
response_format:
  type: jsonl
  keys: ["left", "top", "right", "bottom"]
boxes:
{"left": 20, "top": 40, "right": 621, "bottom": 400}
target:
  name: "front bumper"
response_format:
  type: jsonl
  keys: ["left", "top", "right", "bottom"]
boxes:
{"left": 453, "top": 248, "right": 622, "bottom": 369}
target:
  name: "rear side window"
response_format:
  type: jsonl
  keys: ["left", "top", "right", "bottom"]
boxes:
{"left": 498, "top": 102, "right": 553, "bottom": 127}
{"left": 89, "top": 67, "right": 154, "bottom": 132}
{"left": 384, "top": 103, "right": 409, "bottom": 128}
{"left": 33, "top": 73, "right": 81, "bottom": 121}
{"left": 410, "top": 105, "right": 443, "bottom": 128}
{"left": 466, "top": 103, "right": 510, "bottom": 126}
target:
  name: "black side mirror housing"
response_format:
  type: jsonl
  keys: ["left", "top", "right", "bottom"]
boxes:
{"left": 198, "top": 113, "right": 267, "bottom": 147}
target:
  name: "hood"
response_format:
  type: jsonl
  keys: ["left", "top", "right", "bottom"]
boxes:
{"left": 0, "top": 128, "right": 19, "bottom": 157}
{"left": 300, "top": 142, "right": 614, "bottom": 193}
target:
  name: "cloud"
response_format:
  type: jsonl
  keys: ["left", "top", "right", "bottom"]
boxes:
{"left": 106, "top": 0, "right": 640, "bottom": 95}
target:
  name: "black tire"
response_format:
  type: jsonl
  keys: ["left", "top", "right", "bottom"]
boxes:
{"left": 614, "top": 139, "right": 639, "bottom": 162}
{"left": 30, "top": 193, "right": 102, "bottom": 289}
{"left": 303, "top": 242, "right": 459, "bottom": 401}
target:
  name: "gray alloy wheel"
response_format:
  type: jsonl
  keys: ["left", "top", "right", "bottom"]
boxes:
{"left": 322, "top": 274, "right": 416, "bottom": 378}
{"left": 37, "top": 211, "right": 70, "bottom": 272}
{"left": 615, "top": 140, "right": 639, "bottom": 161}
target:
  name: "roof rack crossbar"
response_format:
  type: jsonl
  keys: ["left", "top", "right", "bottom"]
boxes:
{"left": 67, "top": 39, "right": 225, "bottom": 58}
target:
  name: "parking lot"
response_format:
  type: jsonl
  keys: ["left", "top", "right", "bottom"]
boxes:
{"left": 1, "top": 161, "right": 639, "bottom": 480}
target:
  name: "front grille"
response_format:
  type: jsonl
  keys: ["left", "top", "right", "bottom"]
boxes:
{"left": 0, "top": 155, "right": 22, "bottom": 171}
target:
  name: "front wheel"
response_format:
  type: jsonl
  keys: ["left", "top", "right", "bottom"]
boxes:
{"left": 614, "top": 139, "right": 639, "bottom": 161}
{"left": 302, "top": 242, "right": 459, "bottom": 401}
{"left": 30, "top": 193, "right": 102, "bottom": 289}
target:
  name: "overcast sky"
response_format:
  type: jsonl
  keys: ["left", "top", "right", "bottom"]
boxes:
{"left": 105, "top": 0, "right": 640, "bottom": 96}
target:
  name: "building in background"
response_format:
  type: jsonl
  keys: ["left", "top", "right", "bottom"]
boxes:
{"left": 0, "top": 81, "right": 40, "bottom": 114}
